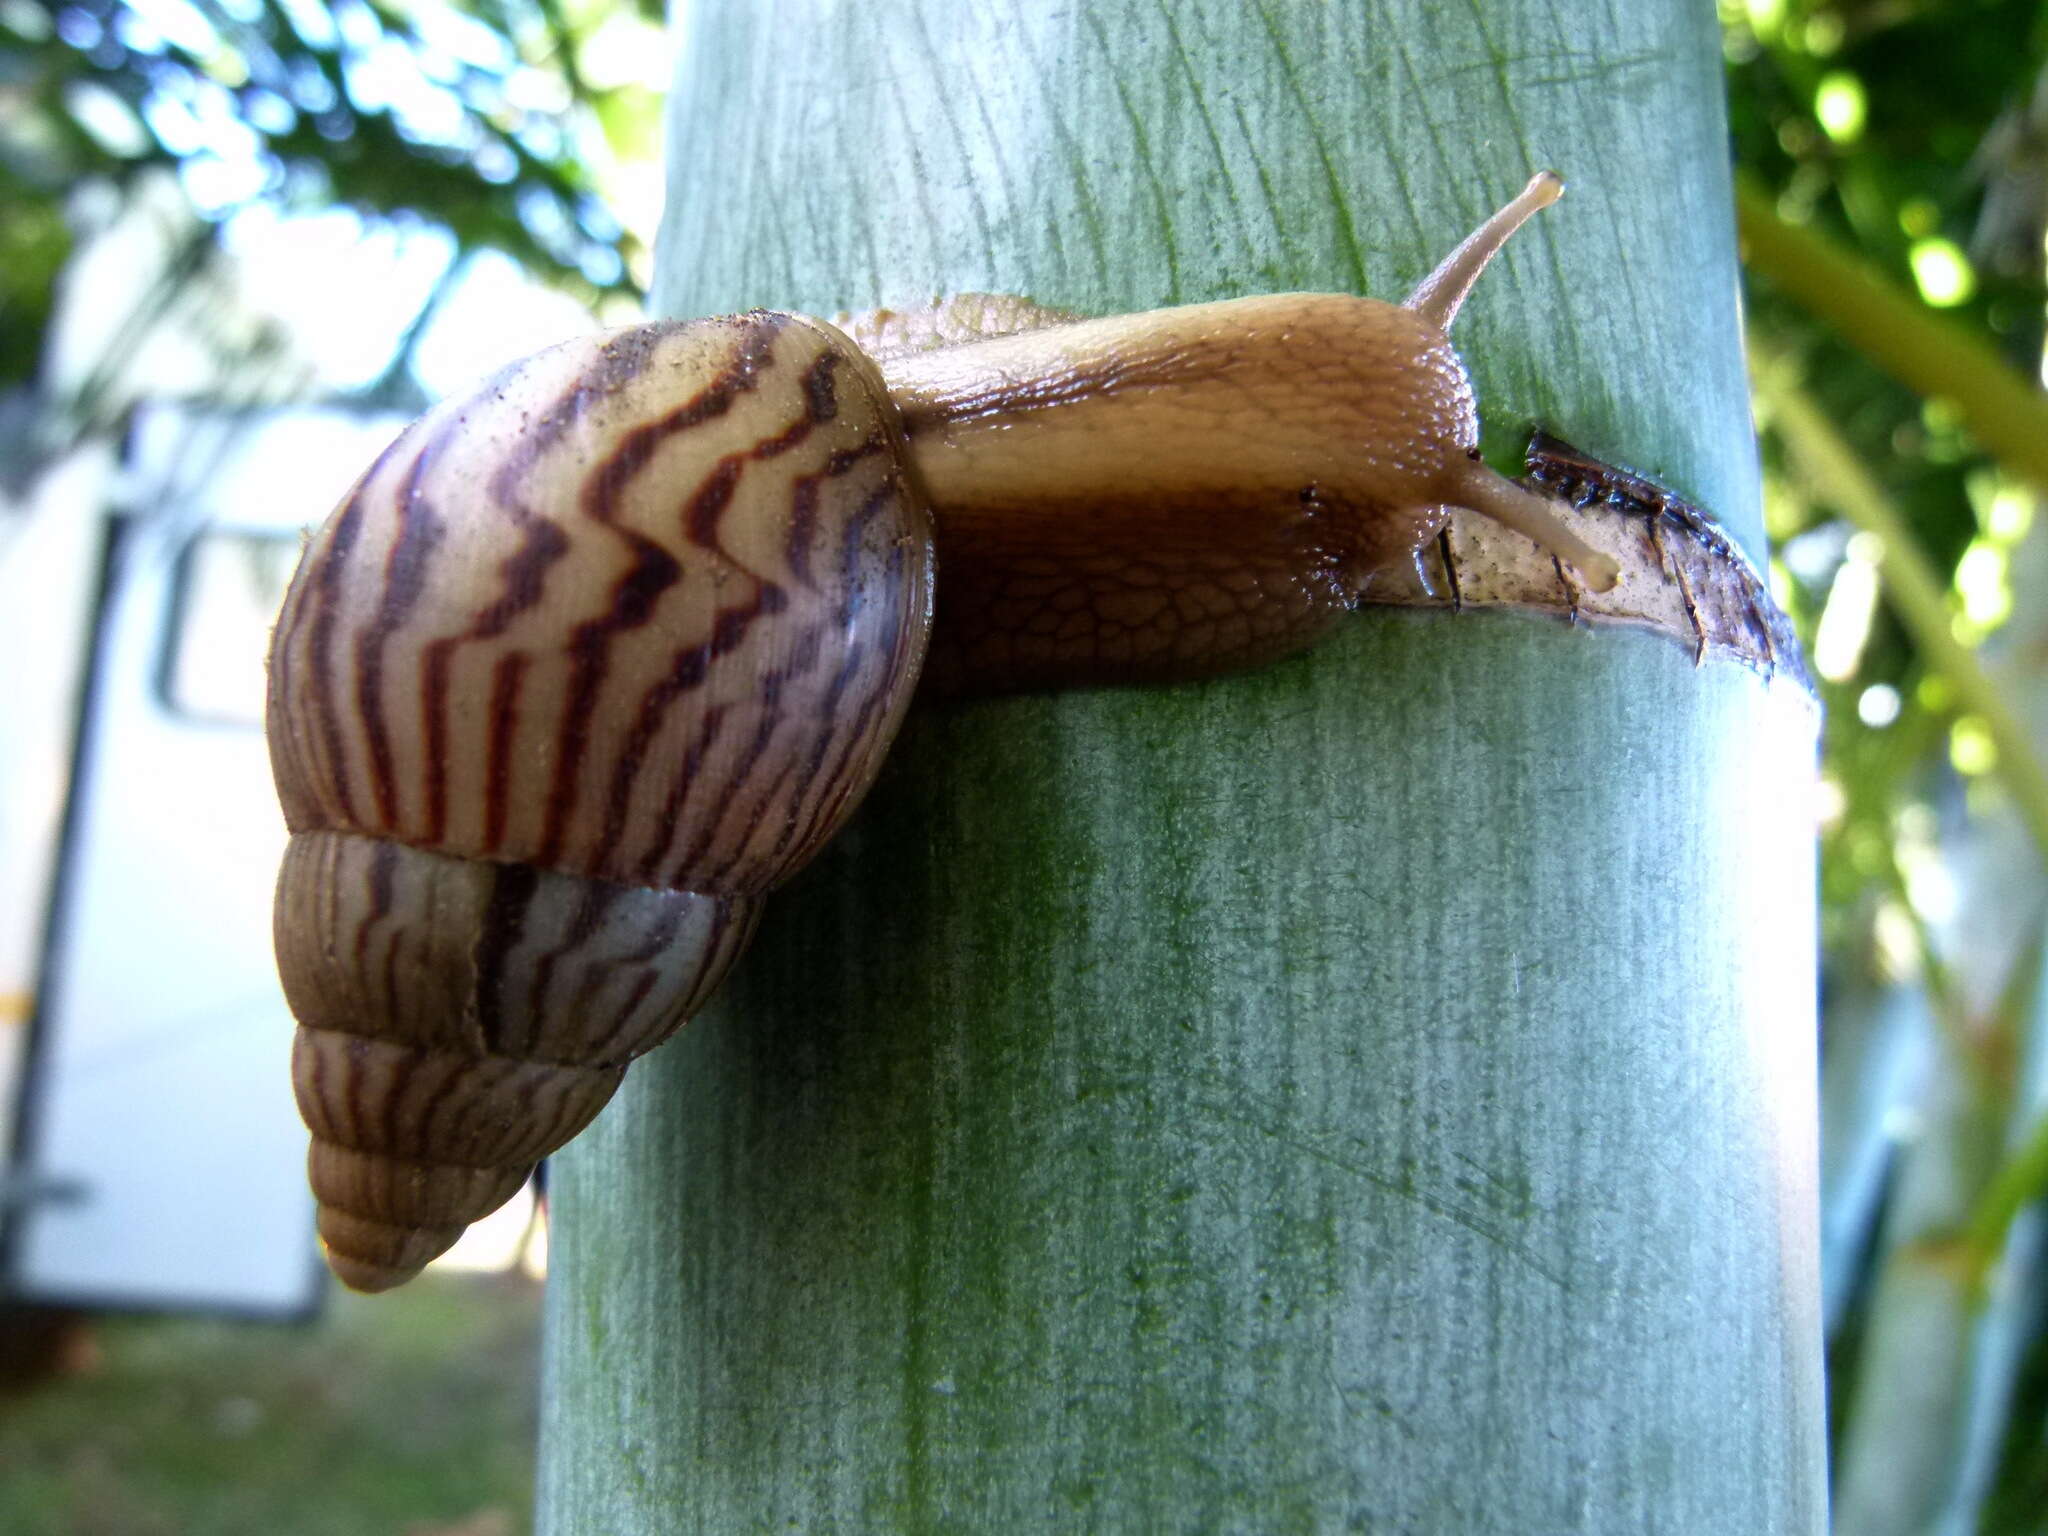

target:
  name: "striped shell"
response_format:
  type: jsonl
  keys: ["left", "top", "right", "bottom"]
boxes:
{"left": 266, "top": 313, "right": 933, "bottom": 1290}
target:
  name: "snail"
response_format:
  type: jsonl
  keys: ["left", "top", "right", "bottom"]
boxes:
{"left": 267, "top": 170, "right": 1619, "bottom": 1290}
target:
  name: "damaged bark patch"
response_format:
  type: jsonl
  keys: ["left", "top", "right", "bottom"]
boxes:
{"left": 1364, "top": 431, "right": 1811, "bottom": 691}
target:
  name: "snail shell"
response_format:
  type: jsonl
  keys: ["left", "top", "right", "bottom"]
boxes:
{"left": 267, "top": 315, "right": 929, "bottom": 1289}
{"left": 268, "top": 172, "right": 1615, "bottom": 1290}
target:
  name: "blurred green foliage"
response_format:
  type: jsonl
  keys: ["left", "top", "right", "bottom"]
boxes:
{"left": 1727, "top": 0, "right": 2048, "bottom": 946}
{"left": 1729, "top": 3, "right": 2048, "bottom": 1528}
{"left": 0, "top": 0, "right": 664, "bottom": 393}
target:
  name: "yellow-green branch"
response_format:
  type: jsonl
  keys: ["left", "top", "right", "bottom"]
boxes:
{"left": 1965, "top": 1109, "right": 2048, "bottom": 1290}
{"left": 1736, "top": 173, "right": 2048, "bottom": 493}
{"left": 1756, "top": 368, "right": 2048, "bottom": 863}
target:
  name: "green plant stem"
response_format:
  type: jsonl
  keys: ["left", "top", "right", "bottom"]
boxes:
{"left": 1736, "top": 173, "right": 2048, "bottom": 492}
{"left": 1966, "top": 1110, "right": 2048, "bottom": 1284}
{"left": 539, "top": 4, "right": 1826, "bottom": 1529}
{"left": 1757, "top": 369, "right": 2048, "bottom": 862}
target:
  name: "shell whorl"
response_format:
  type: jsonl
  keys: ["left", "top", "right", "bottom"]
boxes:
{"left": 266, "top": 313, "right": 933, "bottom": 1289}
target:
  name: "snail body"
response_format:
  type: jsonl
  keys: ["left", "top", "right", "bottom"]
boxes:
{"left": 268, "top": 171, "right": 1614, "bottom": 1290}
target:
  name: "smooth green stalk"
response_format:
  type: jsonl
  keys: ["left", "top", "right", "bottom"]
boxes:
{"left": 539, "top": 5, "right": 1825, "bottom": 1530}
{"left": 1966, "top": 1110, "right": 2048, "bottom": 1285}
